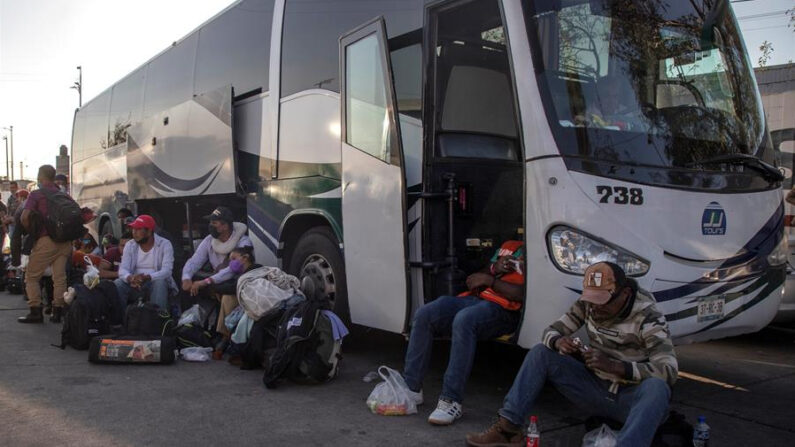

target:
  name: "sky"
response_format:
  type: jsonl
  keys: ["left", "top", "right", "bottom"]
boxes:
{"left": 0, "top": 0, "right": 793, "bottom": 181}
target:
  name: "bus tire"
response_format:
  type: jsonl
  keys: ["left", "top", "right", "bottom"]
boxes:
{"left": 288, "top": 227, "right": 350, "bottom": 322}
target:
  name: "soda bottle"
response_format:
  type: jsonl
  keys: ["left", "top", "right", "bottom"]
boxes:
{"left": 526, "top": 415, "right": 540, "bottom": 447}
{"left": 692, "top": 415, "right": 709, "bottom": 447}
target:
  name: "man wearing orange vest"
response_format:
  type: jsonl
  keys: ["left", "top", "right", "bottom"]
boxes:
{"left": 402, "top": 240, "right": 525, "bottom": 426}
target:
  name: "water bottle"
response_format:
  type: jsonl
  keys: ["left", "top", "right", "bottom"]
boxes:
{"left": 692, "top": 415, "right": 709, "bottom": 447}
{"left": 526, "top": 415, "right": 540, "bottom": 447}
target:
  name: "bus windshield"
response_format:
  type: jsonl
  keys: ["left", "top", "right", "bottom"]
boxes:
{"left": 523, "top": 0, "right": 774, "bottom": 190}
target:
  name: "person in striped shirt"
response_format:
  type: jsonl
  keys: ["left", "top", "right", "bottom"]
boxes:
{"left": 466, "top": 262, "right": 677, "bottom": 447}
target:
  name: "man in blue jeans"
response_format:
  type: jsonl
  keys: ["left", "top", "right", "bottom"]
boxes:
{"left": 466, "top": 262, "right": 678, "bottom": 447}
{"left": 114, "top": 215, "right": 177, "bottom": 313}
{"left": 403, "top": 240, "right": 525, "bottom": 426}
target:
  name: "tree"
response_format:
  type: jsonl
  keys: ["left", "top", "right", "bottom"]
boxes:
{"left": 758, "top": 40, "right": 774, "bottom": 68}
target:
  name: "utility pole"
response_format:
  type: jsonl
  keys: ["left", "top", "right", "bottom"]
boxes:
{"left": 2, "top": 135, "right": 8, "bottom": 180}
{"left": 71, "top": 66, "right": 82, "bottom": 108}
{"left": 2, "top": 125, "right": 12, "bottom": 180}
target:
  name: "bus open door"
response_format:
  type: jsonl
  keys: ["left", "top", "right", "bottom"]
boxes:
{"left": 339, "top": 17, "right": 411, "bottom": 334}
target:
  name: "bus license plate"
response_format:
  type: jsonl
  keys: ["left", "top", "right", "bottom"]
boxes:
{"left": 697, "top": 296, "right": 725, "bottom": 322}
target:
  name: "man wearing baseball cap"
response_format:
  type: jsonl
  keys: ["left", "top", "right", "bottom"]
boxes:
{"left": 180, "top": 206, "right": 251, "bottom": 299}
{"left": 114, "top": 214, "right": 177, "bottom": 312}
{"left": 467, "top": 262, "right": 678, "bottom": 447}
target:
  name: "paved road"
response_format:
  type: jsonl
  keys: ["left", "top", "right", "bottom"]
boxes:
{"left": 1, "top": 291, "right": 793, "bottom": 446}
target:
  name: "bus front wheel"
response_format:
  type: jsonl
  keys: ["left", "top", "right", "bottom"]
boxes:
{"left": 288, "top": 227, "right": 349, "bottom": 322}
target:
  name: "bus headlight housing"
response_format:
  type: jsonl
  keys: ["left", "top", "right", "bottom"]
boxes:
{"left": 548, "top": 226, "right": 650, "bottom": 276}
{"left": 767, "top": 235, "right": 788, "bottom": 266}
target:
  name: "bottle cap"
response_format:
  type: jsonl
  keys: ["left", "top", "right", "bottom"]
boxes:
{"left": 698, "top": 416, "right": 706, "bottom": 423}
{"left": 529, "top": 415, "right": 537, "bottom": 423}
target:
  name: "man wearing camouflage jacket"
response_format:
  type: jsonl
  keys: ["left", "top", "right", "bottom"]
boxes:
{"left": 466, "top": 262, "right": 678, "bottom": 447}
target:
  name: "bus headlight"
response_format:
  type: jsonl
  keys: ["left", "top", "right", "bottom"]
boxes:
{"left": 548, "top": 226, "right": 650, "bottom": 276}
{"left": 767, "top": 235, "right": 788, "bottom": 266}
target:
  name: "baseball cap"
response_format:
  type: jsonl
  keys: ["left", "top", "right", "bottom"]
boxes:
{"left": 579, "top": 262, "right": 626, "bottom": 305}
{"left": 204, "top": 206, "right": 234, "bottom": 223}
{"left": 127, "top": 214, "right": 156, "bottom": 230}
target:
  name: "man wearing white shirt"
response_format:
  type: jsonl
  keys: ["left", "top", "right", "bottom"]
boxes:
{"left": 114, "top": 215, "right": 177, "bottom": 311}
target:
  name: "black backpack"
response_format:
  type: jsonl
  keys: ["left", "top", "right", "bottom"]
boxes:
{"left": 262, "top": 297, "right": 343, "bottom": 388}
{"left": 240, "top": 306, "right": 286, "bottom": 370}
{"left": 176, "top": 323, "right": 214, "bottom": 349}
{"left": 94, "top": 280, "right": 124, "bottom": 326}
{"left": 59, "top": 284, "right": 113, "bottom": 350}
{"left": 40, "top": 189, "right": 84, "bottom": 243}
{"left": 125, "top": 303, "right": 176, "bottom": 337}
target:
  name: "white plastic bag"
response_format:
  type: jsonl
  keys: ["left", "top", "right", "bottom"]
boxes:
{"left": 83, "top": 256, "right": 100, "bottom": 289}
{"left": 582, "top": 424, "right": 617, "bottom": 447}
{"left": 237, "top": 266, "right": 302, "bottom": 320}
{"left": 365, "top": 366, "right": 417, "bottom": 416}
{"left": 178, "top": 304, "right": 207, "bottom": 327}
{"left": 224, "top": 305, "right": 245, "bottom": 331}
{"left": 179, "top": 347, "right": 213, "bottom": 362}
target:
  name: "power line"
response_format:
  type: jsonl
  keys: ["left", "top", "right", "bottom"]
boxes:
{"left": 741, "top": 24, "right": 789, "bottom": 32}
{"left": 737, "top": 10, "right": 790, "bottom": 21}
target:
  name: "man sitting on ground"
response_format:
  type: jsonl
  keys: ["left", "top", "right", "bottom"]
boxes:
{"left": 103, "top": 232, "right": 130, "bottom": 271}
{"left": 466, "top": 262, "right": 677, "bottom": 447}
{"left": 402, "top": 240, "right": 525, "bottom": 426}
{"left": 114, "top": 215, "right": 177, "bottom": 312}
{"left": 180, "top": 206, "right": 251, "bottom": 298}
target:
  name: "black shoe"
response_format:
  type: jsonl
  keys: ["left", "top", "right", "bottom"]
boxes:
{"left": 18, "top": 307, "right": 44, "bottom": 324}
{"left": 44, "top": 304, "right": 53, "bottom": 316}
{"left": 49, "top": 307, "right": 63, "bottom": 323}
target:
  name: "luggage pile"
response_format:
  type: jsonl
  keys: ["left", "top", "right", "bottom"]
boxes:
{"left": 54, "top": 268, "right": 348, "bottom": 388}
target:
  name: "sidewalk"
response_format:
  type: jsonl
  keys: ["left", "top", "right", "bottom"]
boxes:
{"left": 1, "top": 291, "right": 793, "bottom": 446}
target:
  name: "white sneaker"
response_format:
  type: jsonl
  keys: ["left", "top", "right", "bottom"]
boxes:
{"left": 406, "top": 388, "right": 424, "bottom": 406}
{"left": 428, "top": 399, "right": 463, "bottom": 425}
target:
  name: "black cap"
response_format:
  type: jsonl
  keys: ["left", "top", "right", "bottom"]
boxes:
{"left": 204, "top": 206, "right": 234, "bottom": 223}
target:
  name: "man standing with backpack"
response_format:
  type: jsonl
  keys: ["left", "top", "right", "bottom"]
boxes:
{"left": 19, "top": 165, "right": 83, "bottom": 324}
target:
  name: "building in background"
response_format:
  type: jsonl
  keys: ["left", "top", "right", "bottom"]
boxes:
{"left": 757, "top": 63, "right": 795, "bottom": 179}
{"left": 56, "top": 144, "right": 70, "bottom": 176}
{"left": 757, "top": 63, "right": 795, "bottom": 324}
{"left": 757, "top": 63, "right": 795, "bottom": 144}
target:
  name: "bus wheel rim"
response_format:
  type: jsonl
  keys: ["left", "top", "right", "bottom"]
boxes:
{"left": 301, "top": 254, "right": 336, "bottom": 304}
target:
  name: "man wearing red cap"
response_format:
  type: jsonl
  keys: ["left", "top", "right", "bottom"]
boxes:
{"left": 467, "top": 262, "right": 678, "bottom": 447}
{"left": 114, "top": 214, "right": 177, "bottom": 312}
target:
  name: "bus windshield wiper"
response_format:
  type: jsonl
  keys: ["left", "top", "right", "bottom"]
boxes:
{"left": 686, "top": 154, "right": 784, "bottom": 182}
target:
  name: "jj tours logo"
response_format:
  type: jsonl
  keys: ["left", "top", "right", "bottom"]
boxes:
{"left": 702, "top": 202, "right": 726, "bottom": 236}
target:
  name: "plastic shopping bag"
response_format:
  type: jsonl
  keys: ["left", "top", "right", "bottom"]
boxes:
{"left": 224, "top": 305, "right": 245, "bottom": 331}
{"left": 83, "top": 256, "right": 100, "bottom": 289}
{"left": 365, "top": 366, "right": 417, "bottom": 416}
{"left": 178, "top": 304, "right": 207, "bottom": 327}
{"left": 582, "top": 424, "right": 617, "bottom": 447}
{"left": 179, "top": 347, "right": 213, "bottom": 362}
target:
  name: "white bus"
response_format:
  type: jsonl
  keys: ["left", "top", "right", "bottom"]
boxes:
{"left": 72, "top": 0, "right": 785, "bottom": 346}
